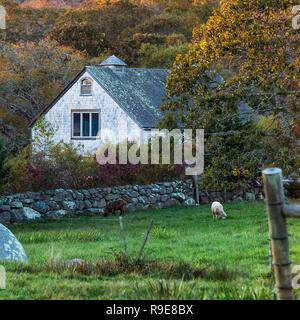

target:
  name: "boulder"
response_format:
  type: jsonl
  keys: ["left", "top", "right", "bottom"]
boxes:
{"left": 54, "top": 209, "right": 70, "bottom": 217}
{"left": 149, "top": 195, "right": 158, "bottom": 204}
{"left": 73, "top": 191, "right": 84, "bottom": 201}
{"left": 81, "top": 190, "right": 90, "bottom": 198}
{"left": 75, "top": 200, "right": 85, "bottom": 210}
{"left": 92, "top": 200, "right": 99, "bottom": 208}
{"left": 183, "top": 198, "right": 196, "bottom": 207}
{"left": 0, "top": 205, "right": 10, "bottom": 211}
{"left": 245, "top": 192, "right": 256, "bottom": 201}
{"left": 129, "top": 191, "right": 139, "bottom": 198}
{"left": 45, "top": 210, "right": 70, "bottom": 219}
{"left": 53, "top": 190, "right": 65, "bottom": 202}
{"left": 138, "top": 196, "right": 148, "bottom": 205}
{"left": 139, "top": 189, "right": 147, "bottom": 196}
{"left": 84, "top": 200, "right": 92, "bottom": 209}
{"left": 171, "top": 193, "right": 186, "bottom": 202}
{"left": 232, "top": 196, "right": 243, "bottom": 203}
{"left": 10, "top": 201, "right": 23, "bottom": 209}
{"left": 32, "top": 201, "right": 50, "bottom": 214}
{"left": 98, "top": 199, "right": 106, "bottom": 208}
{"left": 10, "top": 209, "right": 25, "bottom": 223}
{"left": 22, "top": 199, "right": 34, "bottom": 205}
{"left": 111, "top": 188, "right": 118, "bottom": 194}
{"left": 122, "top": 195, "right": 132, "bottom": 203}
{"left": 73, "top": 210, "right": 84, "bottom": 216}
{"left": 0, "top": 212, "right": 11, "bottom": 225}
{"left": 160, "top": 195, "right": 169, "bottom": 202}
{"left": 47, "top": 201, "right": 60, "bottom": 210}
{"left": 65, "top": 190, "right": 75, "bottom": 201}
{"left": 163, "top": 182, "right": 172, "bottom": 187}
{"left": 62, "top": 201, "right": 76, "bottom": 211}
{"left": 105, "top": 194, "right": 120, "bottom": 201}
{"left": 257, "top": 193, "right": 264, "bottom": 200}
{"left": 159, "top": 187, "right": 166, "bottom": 195}
{"left": 0, "top": 223, "right": 28, "bottom": 263}
{"left": 131, "top": 198, "right": 138, "bottom": 205}
{"left": 165, "top": 187, "right": 173, "bottom": 194}
{"left": 22, "top": 207, "right": 41, "bottom": 220}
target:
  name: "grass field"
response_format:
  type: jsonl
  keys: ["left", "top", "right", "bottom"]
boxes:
{"left": 1, "top": 201, "right": 300, "bottom": 300}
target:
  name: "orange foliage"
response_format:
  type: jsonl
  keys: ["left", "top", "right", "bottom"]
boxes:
{"left": 292, "top": 120, "right": 300, "bottom": 139}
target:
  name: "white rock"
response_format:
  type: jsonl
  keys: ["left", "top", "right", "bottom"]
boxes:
{"left": 22, "top": 207, "right": 41, "bottom": 220}
{"left": 0, "top": 224, "right": 28, "bottom": 263}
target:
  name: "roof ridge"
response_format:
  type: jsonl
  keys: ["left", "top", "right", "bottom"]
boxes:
{"left": 99, "top": 55, "right": 127, "bottom": 66}
{"left": 87, "top": 66, "right": 169, "bottom": 71}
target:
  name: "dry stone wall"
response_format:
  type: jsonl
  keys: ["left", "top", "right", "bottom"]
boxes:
{"left": 0, "top": 179, "right": 265, "bottom": 225}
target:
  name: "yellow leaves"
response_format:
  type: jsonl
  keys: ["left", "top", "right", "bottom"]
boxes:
{"left": 233, "top": 168, "right": 250, "bottom": 178}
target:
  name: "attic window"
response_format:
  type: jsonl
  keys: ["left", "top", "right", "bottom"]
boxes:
{"left": 81, "top": 78, "right": 92, "bottom": 95}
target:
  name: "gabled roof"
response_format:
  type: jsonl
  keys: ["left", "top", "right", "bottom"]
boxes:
{"left": 30, "top": 66, "right": 169, "bottom": 129}
{"left": 87, "top": 66, "right": 169, "bottom": 128}
{"left": 30, "top": 68, "right": 87, "bottom": 128}
{"left": 99, "top": 55, "right": 127, "bottom": 66}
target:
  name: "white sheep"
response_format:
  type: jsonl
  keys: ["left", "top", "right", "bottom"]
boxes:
{"left": 211, "top": 201, "right": 227, "bottom": 219}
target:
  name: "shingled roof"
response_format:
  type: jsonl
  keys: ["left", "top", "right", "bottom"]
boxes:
{"left": 87, "top": 66, "right": 169, "bottom": 128}
{"left": 30, "top": 64, "right": 169, "bottom": 128}
{"left": 99, "top": 55, "right": 127, "bottom": 66}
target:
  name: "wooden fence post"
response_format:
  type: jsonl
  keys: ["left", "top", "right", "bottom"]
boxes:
{"left": 269, "top": 236, "right": 273, "bottom": 272}
{"left": 262, "top": 168, "right": 294, "bottom": 300}
{"left": 192, "top": 173, "right": 200, "bottom": 204}
{"left": 135, "top": 220, "right": 153, "bottom": 266}
{"left": 119, "top": 216, "right": 128, "bottom": 261}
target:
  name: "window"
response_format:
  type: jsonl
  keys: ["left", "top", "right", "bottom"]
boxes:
{"left": 72, "top": 111, "right": 100, "bottom": 139}
{"left": 80, "top": 78, "right": 92, "bottom": 95}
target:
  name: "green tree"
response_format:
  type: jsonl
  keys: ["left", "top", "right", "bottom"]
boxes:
{"left": 159, "top": 0, "right": 299, "bottom": 190}
{"left": 0, "top": 139, "right": 9, "bottom": 193}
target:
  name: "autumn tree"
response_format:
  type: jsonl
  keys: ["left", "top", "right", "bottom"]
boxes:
{"left": 0, "top": 139, "right": 9, "bottom": 193}
{"left": 0, "top": 39, "right": 87, "bottom": 152}
{"left": 159, "top": 0, "right": 300, "bottom": 190}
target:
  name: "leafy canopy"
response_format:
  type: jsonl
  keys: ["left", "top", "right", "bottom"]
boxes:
{"left": 159, "top": 0, "right": 299, "bottom": 190}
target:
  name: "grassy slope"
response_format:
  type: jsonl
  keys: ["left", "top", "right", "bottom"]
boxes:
{"left": 1, "top": 201, "right": 300, "bottom": 299}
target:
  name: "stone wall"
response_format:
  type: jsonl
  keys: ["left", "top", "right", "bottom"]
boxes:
{"left": 0, "top": 179, "right": 264, "bottom": 225}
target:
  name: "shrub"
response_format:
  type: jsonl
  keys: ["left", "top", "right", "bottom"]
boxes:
{"left": 3, "top": 118, "right": 186, "bottom": 194}
{"left": 4, "top": 146, "right": 34, "bottom": 194}
{"left": 286, "top": 180, "right": 300, "bottom": 199}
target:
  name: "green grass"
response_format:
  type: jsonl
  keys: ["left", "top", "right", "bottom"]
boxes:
{"left": 1, "top": 201, "right": 300, "bottom": 300}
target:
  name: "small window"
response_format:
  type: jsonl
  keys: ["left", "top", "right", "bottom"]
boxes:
{"left": 80, "top": 78, "right": 92, "bottom": 95}
{"left": 115, "top": 66, "right": 123, "bottom": 72}
{"left": 72, "top": 111, "right": 100, "bottom": 139}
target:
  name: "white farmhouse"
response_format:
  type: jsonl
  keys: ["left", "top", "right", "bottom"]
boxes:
{"left": 30, "top": 55, "right": 169, "bottom": 154}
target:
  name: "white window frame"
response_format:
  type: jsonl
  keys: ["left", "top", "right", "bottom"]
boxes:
{"left": 71, "top": 110, "right": 100, "bottom": 139}
{"left": 80, "top": 78, "right": 93, "bottom": 96}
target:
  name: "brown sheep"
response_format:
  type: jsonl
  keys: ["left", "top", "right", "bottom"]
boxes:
{"left": 104, "top": 199, "right": 126, "bottom": 216}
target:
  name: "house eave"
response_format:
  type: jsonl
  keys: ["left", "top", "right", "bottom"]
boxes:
{"left": 29, "top": 67, "right": 87, "bottom": 128}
